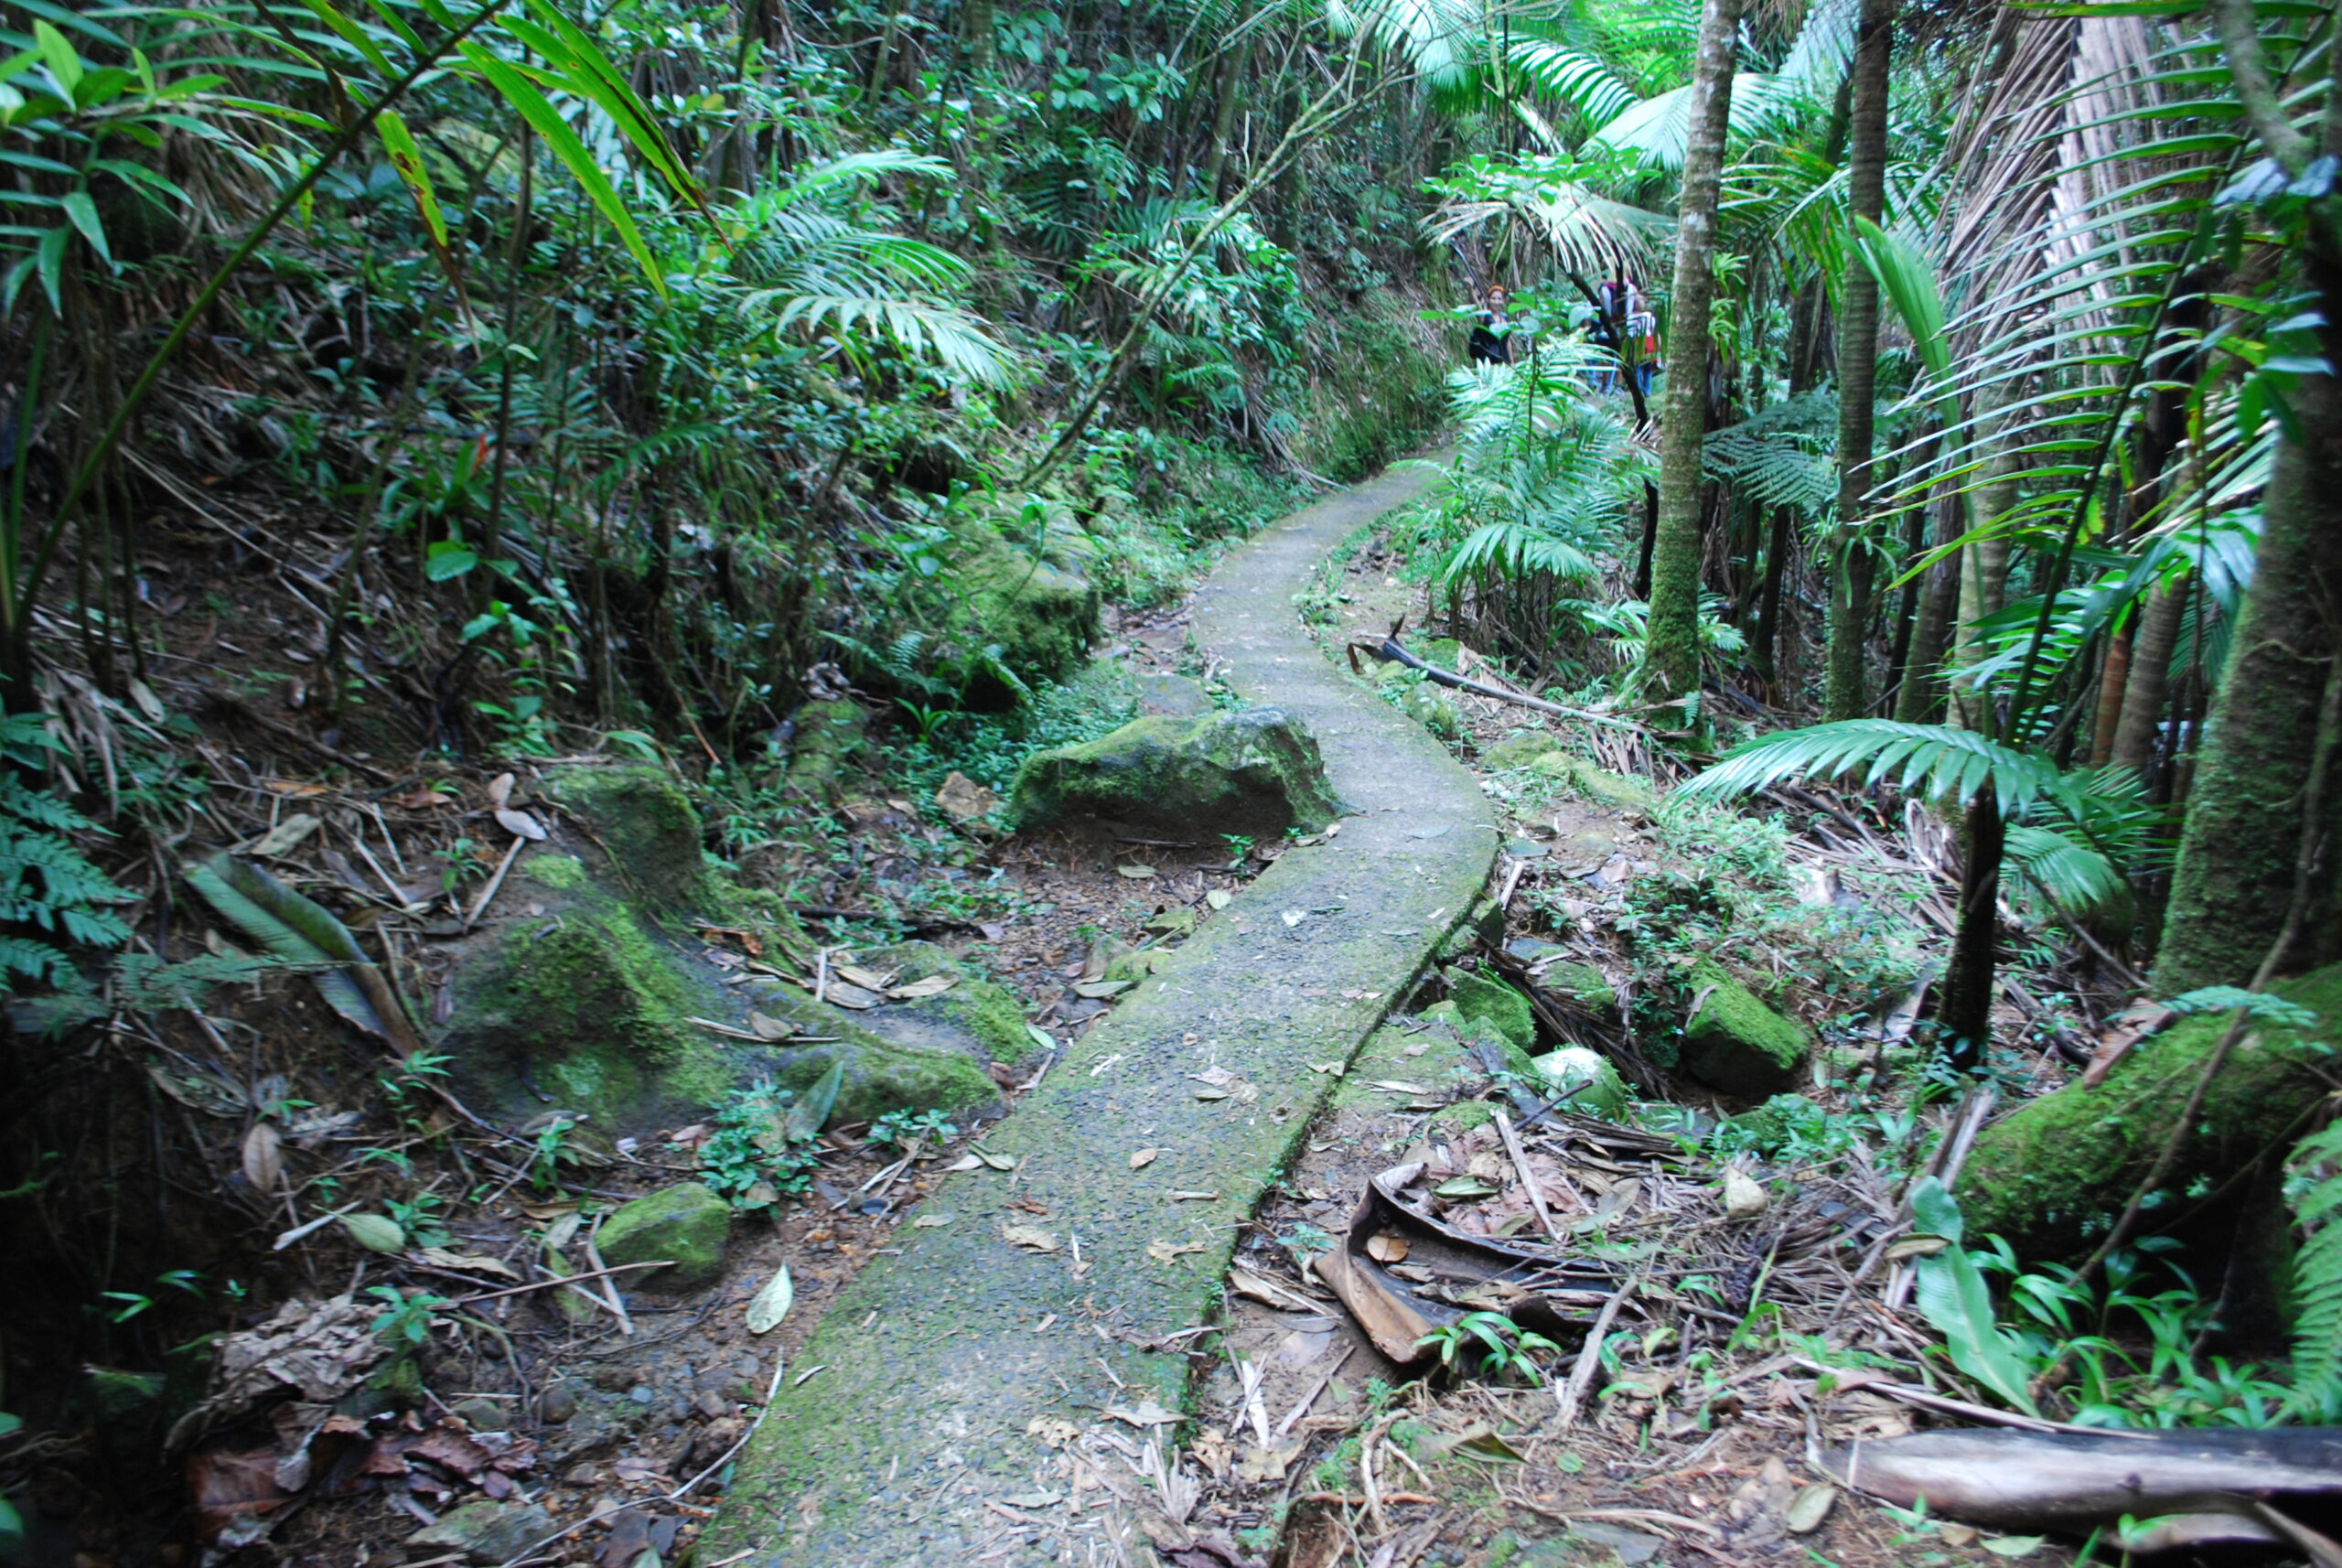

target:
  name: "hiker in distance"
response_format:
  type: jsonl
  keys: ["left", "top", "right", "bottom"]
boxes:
{"left": 1467, "top": 284, "right": 1514, "bottom": 365}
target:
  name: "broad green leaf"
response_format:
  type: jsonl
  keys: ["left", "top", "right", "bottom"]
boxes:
{"left": 31, "top": 21, "right": 81, "bottom": 99}
{"left": 514, "top": 1, "right": 701, "bottom": 204}
{"left": 459, "top": 43, "right": 665, "bottom": 295}
{"left": 424, "top": 541, "right": 478, "bottom": 580}
{"left": 290, "top": 0, "right": 394, "bottom": 78}
{"left": 59, "top": 191, "right": 109, "bottom": 266}
{"left": 375, "top": 109, "right": 447, "bottom": 249}
{"left": 1908, "top": 1179, "right": 2041, "bottom": 1416}
{"left": 182, "top": 854, "right": 390, "bottom": 1039}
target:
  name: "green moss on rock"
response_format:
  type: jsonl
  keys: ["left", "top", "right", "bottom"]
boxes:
{"left": 1530, "top": 1046, "right": 1629, "bottom": 1118}
{"left": 1529, "top": 752, "right": 1659, "bottom": 815}
{"left": 1009, "top": 707, "right": 1340, "bottom": 836}
{"left": 1543, "top": 961, "right": 1617, "bottom": 1013}
{"left": 543, "top": 764, "right": 704, "bottom": 907}
{"left": 1956, "top": 962, "right": 2342, "bottom": 1259}
{"left": 596, "top": 1181, "right": 731, "bottom": 1290}
{"left": 1450, "top": 968, "right": 1536, "bottom": 1054}
{"left": 862, "top": 941, "right": 1038, "bottom": 1064}
{"left": 1483, "top": 729, "right": 1562, "bottom": 770}
{"left": 1681, "top": 958, "right": 1809, "bottom": 1097}
{"left": 521, "top": 853, "right": 587, "bottom": 891}
{"left": 784, "top": 699, "right": 868, "bottom": 801}
{"left": 956, "top": 526, "right": 1101, "bottom": 684}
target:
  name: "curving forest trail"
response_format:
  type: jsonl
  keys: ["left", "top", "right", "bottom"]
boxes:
{"left": 704, "top": 462, "right": 1498, "bottom": 1565}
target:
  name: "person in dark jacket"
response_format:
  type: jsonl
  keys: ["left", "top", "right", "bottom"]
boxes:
{"left": 1467, "top": 285, "right": 1513, "bottom": 365}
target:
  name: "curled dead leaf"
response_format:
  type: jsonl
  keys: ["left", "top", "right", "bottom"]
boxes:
{"left": 494, "top": 808, "right": 546, "bottom": 842}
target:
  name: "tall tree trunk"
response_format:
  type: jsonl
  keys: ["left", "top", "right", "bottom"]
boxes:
{"left": 1201, "top": 40, "right": 1252, "bottom": 201}
{"left": 1824, "top": 0, "right": 1894, "bottom": 720}
{"left": 1644, "top": 0, "right": 1745, "bottom": 704}
{"left": 2154, "top": 377, "right": 2342, "bottom": 990}
{"left": 2155, "top": 0, "right": 2342, "bottom": 987}
{"left": 2089, "top": 627, "right": 2132, "bottom": 765}
{"left": 1894, "top": 491, "right": 1961, "bottom": 723}
{"left": 2109, "top": 573, "right": 2186, "bottom": 772}
{"left": 1950, "top": 386, "right": 2018, "bottom": 729}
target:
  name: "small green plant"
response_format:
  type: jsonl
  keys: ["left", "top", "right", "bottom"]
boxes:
{"left": 385, "top": 1191, "right": 454, "bottom": 1249}
{"left": 699, "top": 1068, "right": 842, "bottom": 1215}
{"left": 1415, "top": 1310, "right": 1559, "bottom": 1385}
{"left": 366, "top": 1284, "right": 454, "bottom": 1347}
{"left": 868, "top": 1109, "right": 957, "bottom": 1149}
{"left": 528, "top": 1114, "right": 588, "bottom": 1194}
{"left": 1219, "top": 832, "right": 1255, "bottom": 868}
{"left": 97, "top": 1269, "right": 205, "bottom": 1324}
{"left": 0, "top": 714, "right": 134, "bottom": 986}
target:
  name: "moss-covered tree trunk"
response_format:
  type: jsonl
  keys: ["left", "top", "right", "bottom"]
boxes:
{"left": 1824, "top": 0, "right": 1893, "bottom": 721}
{"left": 2157, "top": 5, "right": 2342, "bottom": 989}
{"left": 1644, "top": 0, "right": 1746, "bottom": 704}
{"left": 2154, "top": 372, "right": 2342, "bottom": 990}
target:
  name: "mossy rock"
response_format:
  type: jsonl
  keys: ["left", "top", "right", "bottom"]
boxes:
{"left": 1449, "top": 968, "right": 1536, "bottom": 1054}
{"left": 1426, "top": 1100, "right": 1497, "bottom": 1139}
{"left": 954, "top": 524, "right": 1101, "bottom": 686}
{"left": 442, "top": 841, "right": 999, "bottom": 1135}
{"left": 1396, "top": 682, "right": 1462, "bottom": 740}
{"left": 596, "top": 1182, "right": 731, "bottom": 1291}
{"left": 543, "top": 764, "right": 705, "bottom": 908}
{"left": 1956, "top": 962, "right": 2342, "bottom": 1259}
{"left": 1529, "top": 752, "right": 1659, "bottom": 815}
{"left": 1009, "top": 707, "right": 1340, "bottom": 837}
{"left": 1530, "top": 1047, "right": 1629, "bottom": 1118}
{"left": 1681, "top": 958, "right": 1809, "bottom": 1097}
{"left": 1542, "top": 961, "right": 1617, "bottom": 1014}
{"left": 784, "top": 699, "right": 868, "bottom": 801}
{"left": 1435, "top": 895, "right": 1507, "bottom": 963}
{"left": 1417, "top": 1001, "right": 1536, "bottom": 1078}
{"left": 1482, "top": 728, "right": 1562, "bottom": 771}
{"left": 859, "top": 941, "right": 1039, "bottom": 1065}
{"left": 1134, "top": 671, "right": 1212, "bottom": 718}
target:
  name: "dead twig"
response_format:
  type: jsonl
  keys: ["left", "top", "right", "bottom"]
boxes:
{"left": 1552, "top": 1272, "right": 1638, "bottom": 1429}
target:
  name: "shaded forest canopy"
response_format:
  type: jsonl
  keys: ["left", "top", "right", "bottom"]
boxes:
{"left": 0, "top": 0, "right": 2340, "bottom": 1556}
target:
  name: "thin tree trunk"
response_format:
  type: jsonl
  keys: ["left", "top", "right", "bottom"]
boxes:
{"left": 2089, "top": 627, "right": 2132, "bottom": 766}
{"left": 1939, "top": 789, "right": 2004, "bottom": 1071}
{"left": 1950, "top": 387, "right": 2018, "bottom": 729}
{"left": 1824, "top": 0, "right": 1894, "bottom": 721}
{"left": 2109, "top": 573, "right": 2186, "bottom": 772}
{"left": 1894, "top": 493, "right": 1961, "bottom": 724}
{"left": 1643, "top": 0, "right": 1745, "bottom": 704}
{"left": 1201, "top": 40, "right": 1252, "bottom": 201}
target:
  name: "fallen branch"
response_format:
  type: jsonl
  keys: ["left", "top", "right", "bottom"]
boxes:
{"left": 1346, "top": 622, "right": 1628, "bottom": 728}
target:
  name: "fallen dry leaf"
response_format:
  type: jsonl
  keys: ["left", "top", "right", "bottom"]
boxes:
{"left": 1002, "top": 1223, "right": 1059, "bottom": 1252}
{"left": 1130, "top": 1148, "right": 1160, "bottom": 1170}
{"left": 1117, "top": 864, "right": 1158, "bottom": 879}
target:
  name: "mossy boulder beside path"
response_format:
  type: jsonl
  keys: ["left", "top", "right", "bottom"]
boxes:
{"left": 1680, "top": 958, "right": 1810, "bottom": 1097}
{"left": 1958, "top": 961, "right": 2342, "bottom": 1259}
{"left": 596, "top": 1182, "right": 731, "bottom": 1291}
{"left": 435, "top": 764, "right": 1006, "bottom": 1136}
{"left": 1008, "top": 705, "right": 1341, "bottom": 837}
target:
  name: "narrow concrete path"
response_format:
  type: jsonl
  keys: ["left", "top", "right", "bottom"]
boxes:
{"left": 705, "top": 462, "right": 1496, "bottom": 1567}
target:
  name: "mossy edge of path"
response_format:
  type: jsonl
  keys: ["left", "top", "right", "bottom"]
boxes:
{"left": 704, "top": 460, "right": 1497, "bottom": 1567}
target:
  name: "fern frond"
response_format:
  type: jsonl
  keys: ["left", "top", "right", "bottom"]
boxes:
{"left": 2288, "top": 1120, "right": 2342, "bottom": 1403}
{"left": 1677, "top": 720, "right": 2060, "bottom": 814}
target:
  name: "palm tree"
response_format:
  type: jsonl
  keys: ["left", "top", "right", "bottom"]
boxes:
{"left": 1822, "top": 0, "right": 1892, "bottom": 721}
{"left": 1642, "top": 0, "right": 1745, "bottom": 706}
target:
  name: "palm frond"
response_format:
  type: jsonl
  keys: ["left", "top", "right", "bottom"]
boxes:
{"left": 1678, "top": 719, "right": 2061, "bottom": 813}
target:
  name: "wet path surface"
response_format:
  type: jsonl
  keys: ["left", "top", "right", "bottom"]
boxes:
{"left": 705, "top": 461, "right": 1497, "bottom": 1567}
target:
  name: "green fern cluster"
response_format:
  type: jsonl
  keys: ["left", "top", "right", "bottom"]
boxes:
{"left": 2288, "top": 1119, "right": 2342, "bottom": 1410}
{"left": 0, "top": 718, "right": 132, "bottom": 988}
